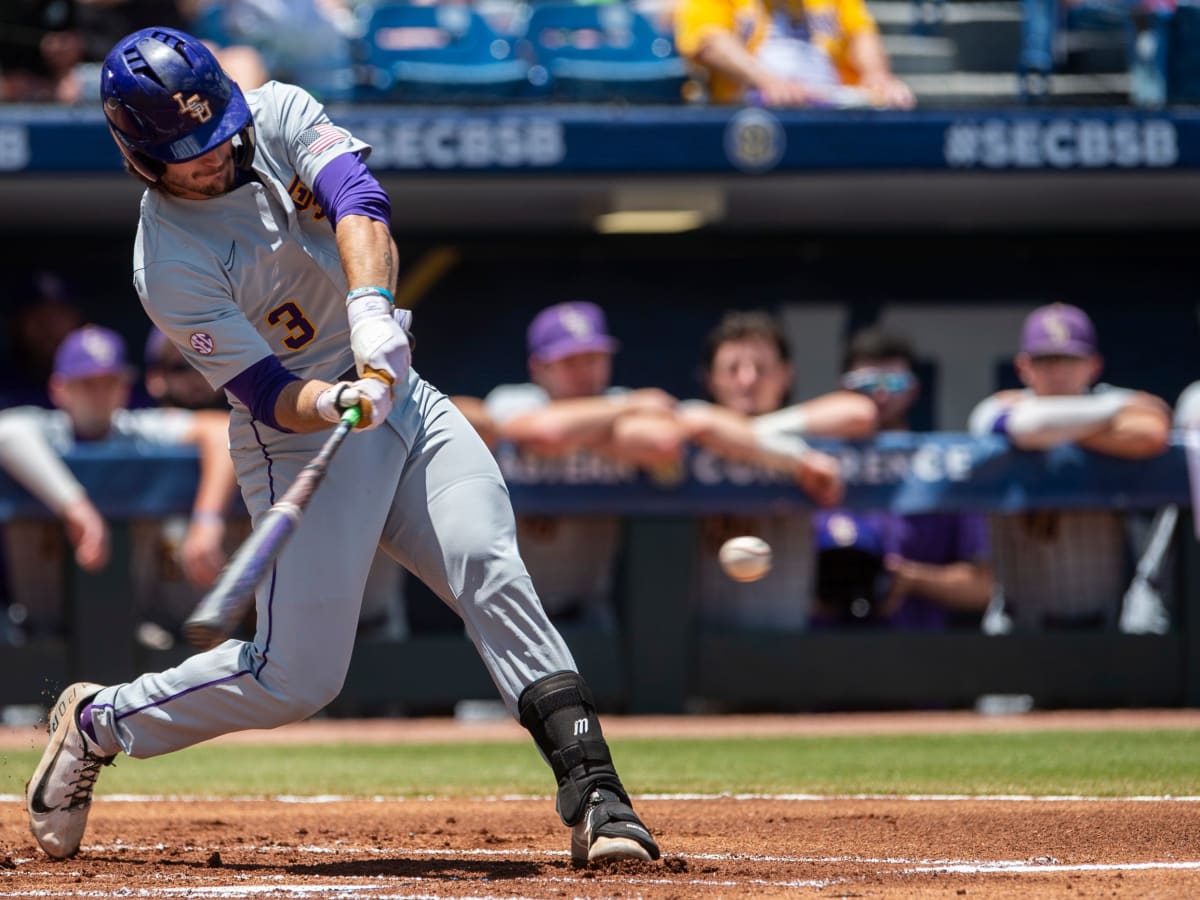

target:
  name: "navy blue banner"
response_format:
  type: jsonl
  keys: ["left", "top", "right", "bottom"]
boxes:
{"left": 2, "top": 106, "right": 1198, "bottom": 175}
{"left": 0, "top": 434, "right": 1187, "bottom": 519}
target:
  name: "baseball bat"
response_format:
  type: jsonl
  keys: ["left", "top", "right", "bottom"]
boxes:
{"left": 183, "top": 407, "right": 361, "bottom": 649}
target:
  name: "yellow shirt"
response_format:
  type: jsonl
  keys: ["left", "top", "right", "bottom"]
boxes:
{"left": 675, "top": 0, "right": 877, "bottom": 104}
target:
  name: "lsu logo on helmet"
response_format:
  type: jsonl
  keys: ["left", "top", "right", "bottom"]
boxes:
{"left": 173, "top": 92, "right": 213, "bottom": 123}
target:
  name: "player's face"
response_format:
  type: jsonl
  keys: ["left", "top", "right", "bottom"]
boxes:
{"left": 707, "top": 336, "right": 792, "bottom": 415}
{"left": 160, "top": 141, "right": 236, "bottom": 199}
{"left": 531, "top": 351, "right": 613, "bottom": 400}
{"left": 842, "top": 357, "right": 918, "bottom": 429}
{"left": 1016, "top": 352, "right": 1102, "bottom": 396}
{"left": 50, "top": 373, "right": 131, "bottom": 439}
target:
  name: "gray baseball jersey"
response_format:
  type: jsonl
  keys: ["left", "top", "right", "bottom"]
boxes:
{"left": 969, "top": 386, "right": 1129, "bottom": 628}
{"left": 86, "top": 82, "right": 573, "bottom": 758}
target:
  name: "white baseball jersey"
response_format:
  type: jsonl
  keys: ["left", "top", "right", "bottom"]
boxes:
{"left": 0, "top": 406, "right": 196, "bottom": 635}
{"left": 87, "top": 82, "right": 574, "bottom": 758}
{"left": 484, "top": 382, "right": 625, "bottom": 629}
{"left": 969, "top": 386, "right": 1129, "bottom": 628}
{"left": 692, "top": 405, "right": 815, "bottom": 630}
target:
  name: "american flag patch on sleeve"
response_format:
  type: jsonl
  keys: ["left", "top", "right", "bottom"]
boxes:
{"left": 298, "top": 123, "right": 349, "bottom": 155}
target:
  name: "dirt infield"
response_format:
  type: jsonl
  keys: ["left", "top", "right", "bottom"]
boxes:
{"left": 2, "top": 711, "right": 1199, "bottom": 898}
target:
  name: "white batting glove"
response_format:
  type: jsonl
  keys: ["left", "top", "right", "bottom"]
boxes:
{"left": 316, "top": 378, "right": 393, "bottom": 430}
{"left": 347, "top": 290, "right": 411, "bottom": 384}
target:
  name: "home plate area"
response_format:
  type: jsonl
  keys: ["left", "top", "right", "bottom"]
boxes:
{"left": 2, "top": 796, "right": 1199, "bottom": 898}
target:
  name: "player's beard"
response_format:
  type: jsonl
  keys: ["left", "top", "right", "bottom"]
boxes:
{"left": 162, "top": 158, "right": 236, "bottom": 199}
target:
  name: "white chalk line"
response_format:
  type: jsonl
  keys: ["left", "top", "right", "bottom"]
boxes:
{"left": 3, "top": 846, "right": 1200, "bottom": 899}
{"left": 3, "top": 792, "right": 1199, "bottom": 803}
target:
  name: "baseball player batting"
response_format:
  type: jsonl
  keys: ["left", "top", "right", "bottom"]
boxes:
{"left": 26, "top": 27, "right": 658, "bottom": 868}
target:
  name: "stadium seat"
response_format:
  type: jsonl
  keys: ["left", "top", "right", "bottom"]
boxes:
{"left": 517, "top": 2, "right": 688, "bottom": 102}
{"left": 1167, "top": 5, "right": 1200, "bottom": 101}
{"left": 355, "top": 3, "right": 532, "bottom": 103}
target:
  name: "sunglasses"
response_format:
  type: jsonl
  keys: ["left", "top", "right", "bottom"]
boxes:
{"left": 840, "top": 369, "right": 916, "bottom": 395}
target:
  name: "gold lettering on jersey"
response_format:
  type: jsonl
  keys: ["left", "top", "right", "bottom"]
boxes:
{"left": 172, "top": 92, "right": 213, "bottom": 123}
{"left": 287, "top": 175, "right": 327, "bottom": 221}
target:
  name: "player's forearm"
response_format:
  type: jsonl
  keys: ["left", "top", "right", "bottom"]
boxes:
{"left": 755, "top": 392, "right": 879, "bottom": 439}
{"left": 273, "top": 379, "right": 339, "bottom": 433}
{"left": 1077, "top": 406, "right": 1171, "bottom": 459}
{"left": 500, "top": 397, "right": 630, "bottom": 455}
{"left": 891, "top": 560, "right": 993, "bottom": 611}
{"left": 335, "top": 214, "right": 398, "bottom": 295}
{"left": 1001, "top": 393, "right": 1130, "bottom": 450}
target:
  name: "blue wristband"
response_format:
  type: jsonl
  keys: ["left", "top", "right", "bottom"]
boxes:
{"left": 346, "top": 286, "right": 394, "bottom": 305}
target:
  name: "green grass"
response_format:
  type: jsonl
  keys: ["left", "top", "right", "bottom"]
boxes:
{"left": 2, "top": 731, "right": 1198, "bottom": 798}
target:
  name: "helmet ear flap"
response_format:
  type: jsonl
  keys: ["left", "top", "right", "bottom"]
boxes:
{"left": 231, "top": 124, "right": 256, "bottom": 171}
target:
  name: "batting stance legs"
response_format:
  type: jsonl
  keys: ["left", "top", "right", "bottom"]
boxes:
{"left": 26, "top": 381, "right": 659, "bottom": 864}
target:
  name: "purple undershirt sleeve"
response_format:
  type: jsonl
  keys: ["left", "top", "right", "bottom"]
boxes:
{"left": 991, "top": 410, "right": 1010, "bottom": 435}
{"left": 224, "top": 355, "right": 301, "bottom": 432}
{"left": 312, "top": 152, "right": 391, "bottom": 228}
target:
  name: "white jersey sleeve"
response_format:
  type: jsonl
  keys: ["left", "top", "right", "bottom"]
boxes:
{"left": 967, "top": 394, "right": 1012, "bottom": 437}
{"left": 0, "top": 408, "right": 85, "bottom": 513}
{"left": 484, "top": 383, "right": 552, "bottom": 423}
{"left": 110, "top": 408, "right": 196, "bottom": 446}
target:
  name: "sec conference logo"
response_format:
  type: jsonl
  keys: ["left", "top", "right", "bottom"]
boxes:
{"left": 189, "top": 332, "right": 216, "bottom": 355}
{"left": 724, "top": 108, "right": 785, "bottom": 174}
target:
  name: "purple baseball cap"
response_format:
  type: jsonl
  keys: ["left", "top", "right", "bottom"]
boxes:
{"left": 53, "top": 326, "right": 134, "bottom": 380}
{"left": 527, "top": 301, "right": 620, "bottom": 363}
{"left": 1020, "top": 303, "right": 1098, "bottom": 358}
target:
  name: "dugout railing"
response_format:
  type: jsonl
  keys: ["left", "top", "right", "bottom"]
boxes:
{"left": 1, "top": 434, "right": 1196, "bottom": 714}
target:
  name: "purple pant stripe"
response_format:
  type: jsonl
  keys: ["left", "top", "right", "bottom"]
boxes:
{"left": 249, "top": 419, "right": 278, "bottom": 678}
{"left": 110, "top": 669, "right": 253, "bottom": 722}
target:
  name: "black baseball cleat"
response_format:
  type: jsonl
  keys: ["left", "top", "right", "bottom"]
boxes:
{"left": 26, "top": 682, "right": 114, "bottom": 859}
{"left": 570, "top": 788, "right": 661, "bottom": 865}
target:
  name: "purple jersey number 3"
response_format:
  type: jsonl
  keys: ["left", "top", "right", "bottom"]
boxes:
{"left": 267, "top": 301, "right": 317, "bottom": 350}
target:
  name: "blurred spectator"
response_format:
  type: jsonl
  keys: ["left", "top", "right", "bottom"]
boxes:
{"left": 0, "top": 325, "right": 237, "bottom": 642}
{"left": 0, "top": 0, "right": 85, "bottom": 102}
{"left": 811, "top": 327, "right": 992, "bottom": 630}
{"left": 0, "top": 273, "right": 85, "bottom": 409}
{"left": 968, "top": 303, "right": 1170, "bottom": 631}
{"left": 69, "top": 1, "right": 269, "bottom": 94}
{"left": 674, "top": 0, "right": 914, "bottom": 108}
{"left": 483, "top": 301, "right": 678, "bottom": 629}
{"left": 190, "top": 0, "right": 353, "bottom": 98}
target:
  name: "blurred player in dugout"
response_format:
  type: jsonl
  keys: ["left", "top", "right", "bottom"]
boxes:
{"left": 810, "top": 327, "right": 993, "bottom": 630}
{"left": 471, "top": 301, "right": 683, "bottom": 630}
{"left": 0, "top": 325, "right": 238, "bottom": 644}
{"left": 616, "top": 310, "right": 860, "bottom": 630}
{"left": 968, "top": 303, "right": 1171, "bottom": 631}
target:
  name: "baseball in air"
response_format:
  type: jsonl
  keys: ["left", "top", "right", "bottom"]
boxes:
{"left": 718, "top": 536, "right": 772, "bottom": 582}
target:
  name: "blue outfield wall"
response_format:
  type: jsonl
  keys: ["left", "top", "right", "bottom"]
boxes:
{"left": 0, "top": 105, "right": 1195, "bottom": 174}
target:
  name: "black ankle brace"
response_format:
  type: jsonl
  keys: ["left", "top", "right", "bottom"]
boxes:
{"left": 518, "top": 671, "right": 629, "bottom": 825}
